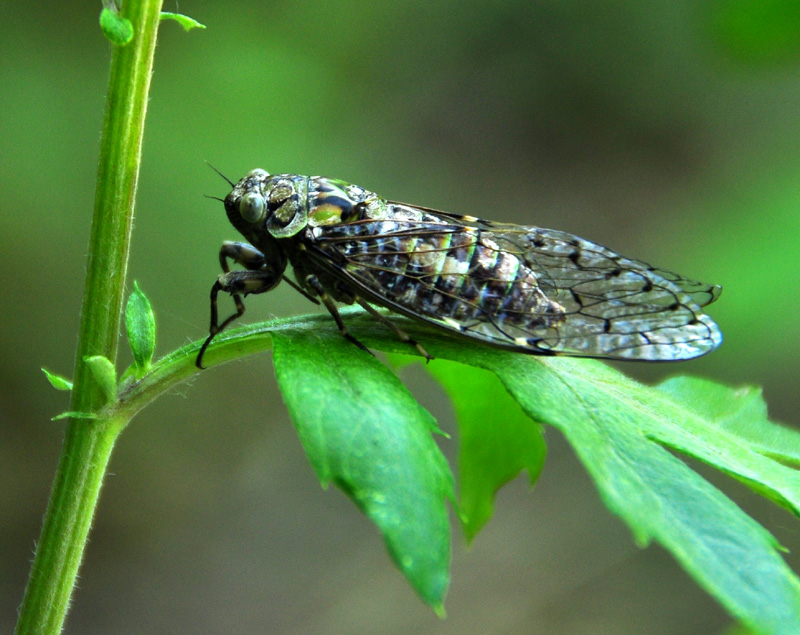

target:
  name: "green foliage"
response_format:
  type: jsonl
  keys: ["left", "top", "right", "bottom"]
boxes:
{"left": 482, "top": 358, "right": 800, "bottom": 634}
{"left": 99, "top": 6, "right": 133, "bottom": 46}
{"left": 170, "top": 309, "right": 800, "bottom": 631}
{"left": 41, "top": 368, "right": 72, "bottom": 392}
{"left": 426, "top": 359, "right": 546, "bottom": 542}
{"left": 265, "top": 312, "right": 800, "bottom": 632}
{"left": 125, "top": 281, "right": 156, "bottom": 377}
{"left": 17, "top": 1, "right": 165, "bottom": 633}
{"left": 658, "top": 377, "right": 800, "bottom": 467}
{"left": 272, "top": 328, "right": 454, "bottom": 612}
{"left": 51, "top": 411, "right": 98, "bottom": 422}
{"left": 83, "top": 355, "right": 117, "bottom": 403}
{"left": 159, "top": 12, "right": 206, "bottom": 32}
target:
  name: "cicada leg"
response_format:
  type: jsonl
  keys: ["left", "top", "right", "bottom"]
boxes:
{"left": 196, "top": 242, "right": 282, "bottom": 369}
{"left": 304, "top": 275, "right": 431, "bottom": 361}
{"left": 303, "top": 275, "right": 373, "bottom": 356}
{"left": 357, "top": 300, "right": 432, "bottom": 362}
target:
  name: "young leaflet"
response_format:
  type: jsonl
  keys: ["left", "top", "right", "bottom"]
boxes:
{"left": 196, "top": 169, "right": 722, "bottom": 368}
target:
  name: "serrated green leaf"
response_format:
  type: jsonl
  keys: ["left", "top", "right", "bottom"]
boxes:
{"left": 465, "top": 356, "right": 800, "bottom": 634}
{"left": 99, "top": 6, "right": 133, "bottom": 46}
{"left": 272, "top": 328, "right": 454, "bottom": 611}
{"left": 83, "top": 355, "right": 117, "bottom": 403}
{"left": 658, "top": 376, "right": 800, "bottom": 467}
{"left": 125, "top": 281, "right": 156, "bottom": 374}
{"left": 42, "top": 368, "right": 73, "bottom": 391}
{"left": 52, "top": 411, "right": 97, "bottom": 421}
{"left": 488, "top": 358, "right": 800, "bottom": 634}
{"left": 206, "top": 309, "right": 799, "bottom": 628}
{"left": 327, "top": 313, "right": 800, "bottom": 633}
{"left": 426, "top": 359, "right": 546, "bottom": 542}
{"left": 160, "top": 12, "right": 206, "bottom": 32}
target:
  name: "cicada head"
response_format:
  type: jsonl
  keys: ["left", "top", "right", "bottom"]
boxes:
{"left": 224, "top": 170, "right": 310, "bottom": 242}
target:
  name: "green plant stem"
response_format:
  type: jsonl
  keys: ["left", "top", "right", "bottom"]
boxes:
{"left": 113, "top": 310, "right": 411, "bottom": 421}
{"left": 15, "top": 1, "right": 163, "bottom": 633}
{"left": 112, "top": 312, "right": 377, "bottom": 424}
{"left": 17, "top": 310, "right": 337, "bottom": 634}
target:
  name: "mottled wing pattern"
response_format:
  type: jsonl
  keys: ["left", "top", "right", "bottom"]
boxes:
{"left": 448, "top": 214, "right": 723, "bottom": 309}
{"left": 306, "top": 203, "right": 722, "bottom": 361}
{"left": 627, "top": 259, "right": 722, "bottom": 308}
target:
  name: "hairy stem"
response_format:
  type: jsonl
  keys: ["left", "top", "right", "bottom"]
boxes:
{"left": 15, "top": 2, "right": 163, "bottom": 633}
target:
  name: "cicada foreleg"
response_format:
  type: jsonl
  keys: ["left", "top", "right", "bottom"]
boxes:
{"left": 196, "top": 242, "right": 282, "bottom": 369}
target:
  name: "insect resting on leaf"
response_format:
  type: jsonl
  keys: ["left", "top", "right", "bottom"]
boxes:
{"left": 195, "top": 169, "right": 722, "bottom": 369}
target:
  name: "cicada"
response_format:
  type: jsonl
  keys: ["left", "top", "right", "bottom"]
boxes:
{"left": 196, "top": 169, "right": 722, "bottom": 368}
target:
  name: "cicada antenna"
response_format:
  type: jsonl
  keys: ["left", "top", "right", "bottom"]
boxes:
{"left": 205, "top": 161, "right": 235, "bottom": 187}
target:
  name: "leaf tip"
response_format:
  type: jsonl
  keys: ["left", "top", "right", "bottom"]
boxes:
{"left": 52, "top": 411, "right": 97, "bottom": 421}
{"left": 160, "top": 12, "right": 206, "bottom": 32}
{"left": 42, "top": 367, "right": 73, "bottom": 391}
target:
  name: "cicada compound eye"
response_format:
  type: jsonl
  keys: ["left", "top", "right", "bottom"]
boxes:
{"left": 239, "top": 192, "right": 266, "bottom": 223}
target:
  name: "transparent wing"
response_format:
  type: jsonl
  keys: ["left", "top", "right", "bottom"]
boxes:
{"left": 307, "top": 205, "right": 722, "bottom": 361}
{"left": 487, "top": 224, "right": 722, "bottom": 359}
{"left": 448, "top": 214, "right": 723, "bottom": 308}
{"left": 628, "top": 259, "right": 722, "bottom": 308}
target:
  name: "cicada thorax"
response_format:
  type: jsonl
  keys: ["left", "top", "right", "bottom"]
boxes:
{"left": 285, "top": 177, "right": 381, "bottom": 304}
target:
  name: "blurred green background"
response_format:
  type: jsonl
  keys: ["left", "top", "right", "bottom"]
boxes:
{"left": 3, "top": 1, "right": 800, "bottom": 632}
